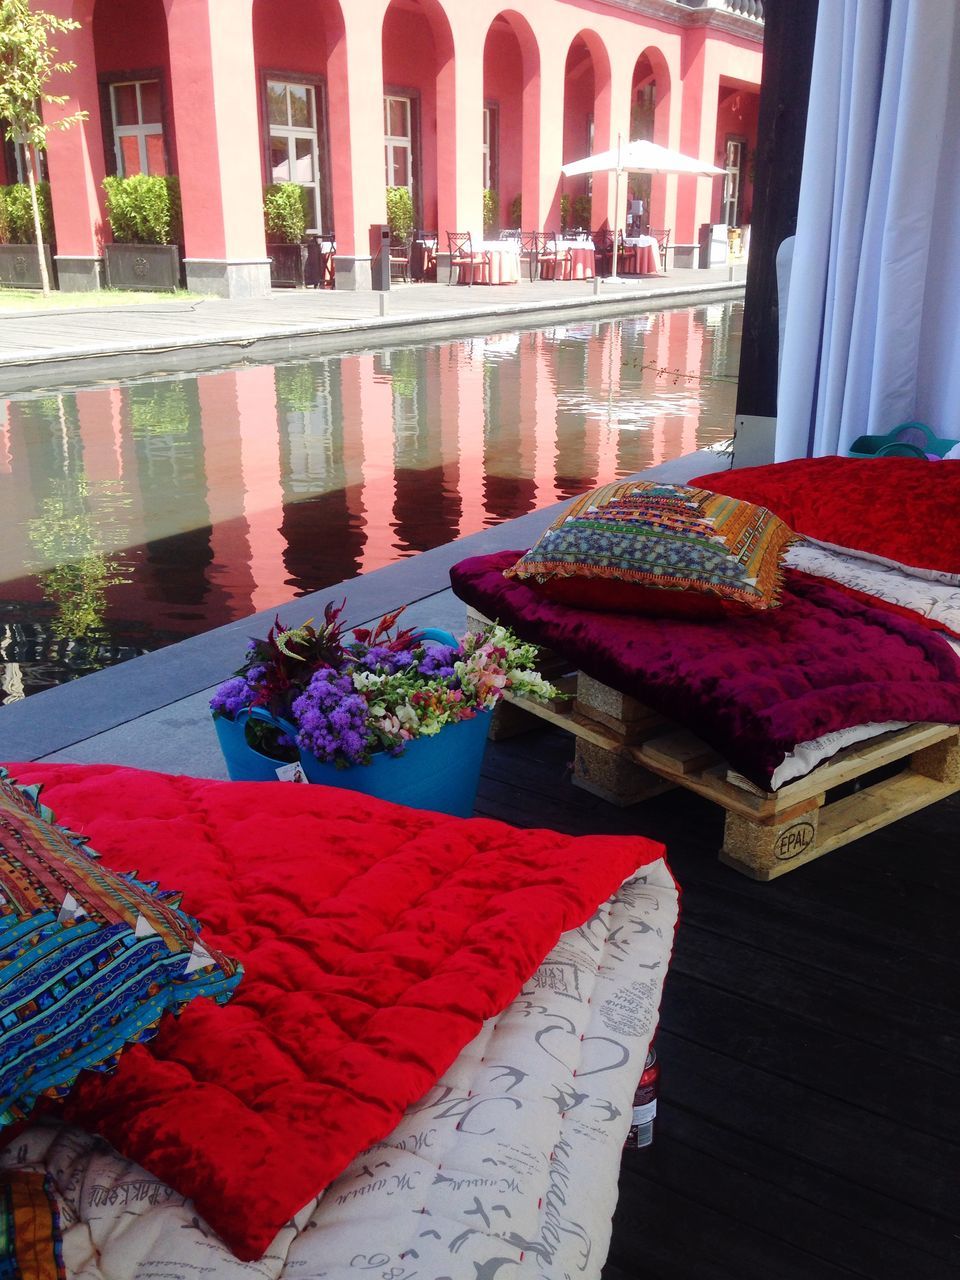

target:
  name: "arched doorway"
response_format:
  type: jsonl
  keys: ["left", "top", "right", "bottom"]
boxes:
{"left": 381, "top": 0, "right": 455, "bottom": 239}
{"left": 92, "top": 0, "right": 175, "bottom": 180}
{"left": 561, "top": 31, "right": 611, "bottom": 233}
{"left": 629, "top": 47, "right": 671, "bottom": 235}
{"left": 252, "top": 0, "right": 342, "bottom": 235}
{"left": 482, "top": 11, "right": 540, "bottom": 235}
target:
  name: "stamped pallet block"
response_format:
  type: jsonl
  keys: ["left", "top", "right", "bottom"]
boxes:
{"left": 466, "top": 609, "right": 960, "bottom": 879}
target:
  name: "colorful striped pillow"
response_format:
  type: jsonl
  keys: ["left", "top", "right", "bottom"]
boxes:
{"left": 0, "top": 769, "right": 242, "bottom": 1125}
{"left": 0, "top": 1171, "right": 64, "bottom": 1280}
{"left": 505, "top": 481, "right": 795, "bottom": 616}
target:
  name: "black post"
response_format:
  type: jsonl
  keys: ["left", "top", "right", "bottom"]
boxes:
{"left": 370, "top": 225, "right": 391, "bottom": 291}
{"left": 735, "top": 0, "right": 820, "bottom": 419}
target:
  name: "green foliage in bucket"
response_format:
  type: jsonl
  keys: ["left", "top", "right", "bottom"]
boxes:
{"left": 0, "top": 180, "right": 52, "bottom": 243}
{"left": 385, "top": 185, "right": 414, "bottom": 242}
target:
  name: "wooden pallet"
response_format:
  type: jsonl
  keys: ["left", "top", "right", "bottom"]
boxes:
{"left": 469, "top": 607, "right": 960, "bottom": 880}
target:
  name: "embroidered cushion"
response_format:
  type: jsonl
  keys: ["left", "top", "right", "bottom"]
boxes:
{"left": 504, "top": 480, "right": 795, "bottom": 616}
{"left": 0, "top": 769, "right": 242, "bottom": 1126}
{"left": 690, "top": 457, "right": 960, "bottom": 584}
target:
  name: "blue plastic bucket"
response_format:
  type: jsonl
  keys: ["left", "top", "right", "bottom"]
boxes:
{"left": 211, "top": 628, "right": 492, "bottom": 816}
{"left": 213, "top": 707, "right": 491, "bottom": 818}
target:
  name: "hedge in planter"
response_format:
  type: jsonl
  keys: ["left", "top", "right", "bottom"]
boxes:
{"left": 264, "top": 182, "right": 309, "bottom": 287}
{"left": 0, "top": 182, "right": 56, "bottom": 289}
{"left": 102, "top": 175, "right": 183, "bottom": 291}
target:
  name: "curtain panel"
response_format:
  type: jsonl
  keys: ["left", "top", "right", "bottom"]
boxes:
{"left": 776, "top": 0, "right": 960, "bottom": 460}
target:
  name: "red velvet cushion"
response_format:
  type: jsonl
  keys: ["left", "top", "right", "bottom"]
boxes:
{"left": 690, "top": 457, "right": 960, "bottom": 582}
{"left": 3, "top": 763, "right": 664, "bottom": 1261}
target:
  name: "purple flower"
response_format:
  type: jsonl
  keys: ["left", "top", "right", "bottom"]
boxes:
{"left": 291, "top": 669, "right": 370, "bottom": 766}
{"left": 418, "top": 644, "right": 459, "bottom": 679}
{"left": 210, "top": 676, "right": 253, "bottom": 719}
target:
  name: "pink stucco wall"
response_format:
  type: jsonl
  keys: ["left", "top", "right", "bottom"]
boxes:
{"left": 713, "top": 82, "right": 759, "bottom": 224}
{"left": 37, "top": 0, "right": 761, "bottom": 278}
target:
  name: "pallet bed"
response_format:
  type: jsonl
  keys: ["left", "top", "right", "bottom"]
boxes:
{"left": 468, "top": 606, "right": 960, "bottom": 880}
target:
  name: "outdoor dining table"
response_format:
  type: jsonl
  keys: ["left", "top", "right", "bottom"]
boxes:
{"left": 622, "top": 235, "right": 662, "bottom": 274}
{"left": 457, "top": 240, "right": 522, "bottom": 285}
{"left": 539, "top": 239, "right": 596, "bottom": 281}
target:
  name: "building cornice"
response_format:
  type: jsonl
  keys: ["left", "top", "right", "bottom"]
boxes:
{"left": 563, "top": 1, "right": 764, "bottom": 45}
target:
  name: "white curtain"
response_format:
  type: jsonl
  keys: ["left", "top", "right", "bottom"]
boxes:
{"left": 776, "top": 0, "right": 960, "bottom": 460}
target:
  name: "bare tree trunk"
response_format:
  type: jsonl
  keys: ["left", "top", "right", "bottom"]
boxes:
{"left": 24, "top": 143, "right": 51, "bottom": 298}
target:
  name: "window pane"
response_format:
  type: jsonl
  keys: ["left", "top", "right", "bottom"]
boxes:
{"left": 113, "top": 83, "right": 139, "bottom": 127}
{"left": 145, "top": 130, "right": 167, "bottom": 176}
{"left": 270, "top": 135, "right": 291, "bottom": 182}
{"left": 294, "top": 135, "right": 314, "bottom": 182}
{"left": 301, "top": 186, "right": 318, "bottom": 229}
{"left": 388, "top": 97, "right": 408, "bottom": 140}
{"left": 139, "top": 80, "right": 162, "bottom": 125}
{"left": 267, "top": 82, "right": 288, "bottom": 126}
{"left": 119, "top": 134, "right": 143, "bottom": 176}
{"left": 483, "top": 108, "right": 489, "bottom": 147}
{"left": 391, "top": 146, "right": 409, "bottom": 188}
{"left": 288, "top": 84, "right": 312, "bottom": 129}
{"left": 384, "top": 143, "right": 391, "bottom": 187}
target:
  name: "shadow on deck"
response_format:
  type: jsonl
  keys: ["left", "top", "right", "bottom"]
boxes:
{"left": 477, "top": 725, "right": 960, "bottom": 1280}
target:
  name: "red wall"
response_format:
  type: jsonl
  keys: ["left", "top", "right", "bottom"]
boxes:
{"left": 252, "top": 0, "right": 331, "bottom": 187}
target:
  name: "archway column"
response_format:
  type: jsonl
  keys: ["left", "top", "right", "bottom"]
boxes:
{"left": 327, "top": 0, "right": 390, "bottom": 290}
{"left": 592, "top": 58, "right": 633, "bottom": 239}
{"left": 42, "top": 1, "right": 109, "bottom": 291}
{"left": 676, "top": 27, "right": 720, "bottom": 248}
{"left": 523, "top": 49, "right": 564, "bottom": 231}
{"left": 163, "top": 0, "right": 270, "bottom": 296}
{"left": 435, "top": 20, "right": 484, "bottom": 251}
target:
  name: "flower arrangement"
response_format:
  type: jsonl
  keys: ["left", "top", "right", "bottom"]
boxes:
{"left": 210, "top": 603, "right": 560, "bottom": 768}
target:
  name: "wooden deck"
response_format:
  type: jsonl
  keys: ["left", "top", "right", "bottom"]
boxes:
{"left": 475, "top": 725, "right": 960, "bottom": 1280}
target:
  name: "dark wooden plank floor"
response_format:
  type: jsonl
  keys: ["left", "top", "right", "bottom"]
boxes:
{"left": 476, "top": 727, "right": 960, "bottom": 1280}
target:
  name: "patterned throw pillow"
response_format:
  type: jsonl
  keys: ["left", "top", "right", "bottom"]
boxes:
{"left": 0, "top": 1171, "right": 65, "bottom": 1280}
{"left": 505, "top": 480, "right": 795, "bottom": 616}
{"left": 0, "top": 768, "right": 242, "bottom": 1125}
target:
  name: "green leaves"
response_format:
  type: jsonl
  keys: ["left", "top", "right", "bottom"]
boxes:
{"left": 263, "top": 182, "right": 308, "bottom": 244}
{"left": 385, "top": 185, "right": 414, "bottom": 242}
{"left": 102, "top": 174, "right": 182, "bottom": 245}
{"left": 0, "top": 179, "right": 51, "bottom": 242}
{"left": 0, "top": 0, "right": 86, "bottom": 143}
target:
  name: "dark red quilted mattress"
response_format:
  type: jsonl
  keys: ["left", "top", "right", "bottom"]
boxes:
{"left": 450, "top": 551, "right": 960, "bottom": 788}
{"left": 5, "top": 763, "right": 665, "bottom": 1260}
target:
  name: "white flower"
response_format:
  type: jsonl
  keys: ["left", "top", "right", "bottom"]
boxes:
{"left": 396, "top": 704, "right": 419, "bottom": 730}
{"left": 353, "top": 671, "right": 386, "bottom": 690}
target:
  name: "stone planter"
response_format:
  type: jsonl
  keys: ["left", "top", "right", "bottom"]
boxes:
{"left": 0, "top": 243, "right": 57, "bottom": 290}
{"left": 267, "top": 242, "right": 307, "bottom": 288}
{"left": 104, "top": 243, "right": 182, "bottom": 292}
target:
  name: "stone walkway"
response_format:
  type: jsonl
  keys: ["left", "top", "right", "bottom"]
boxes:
{"left": 0, "top": 265, "right": 745, "bottom": 392}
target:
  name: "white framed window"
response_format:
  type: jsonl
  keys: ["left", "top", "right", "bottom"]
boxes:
{"left": 9, "top": 139, "right": 47, "bottom": 183}
{"left": 110, "top": 80, "right": 166, "bottom": 176}
{"left": 723, "top": 136, "right": 744, "bottom": 226}
{"left": 384, "top": 94, "right": 413, "bottom": 190}
{"left": 267, "top": 80, "right": 322, "bottom": 230}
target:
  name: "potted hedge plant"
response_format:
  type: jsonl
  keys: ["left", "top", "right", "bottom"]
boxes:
{"left": 101, "top": 174, "right": 183, "bottom": 291}
{"left": 264, "top": 182, "right": 308, "bottom": 287}
{"left": 0, "top": 182, "right": 56, "bottom": 289}
{"left": 482, "top": 188, "right": 499, "bottom": 237}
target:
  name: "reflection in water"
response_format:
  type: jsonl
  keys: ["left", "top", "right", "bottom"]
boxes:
{"left": 0, "top": 303, "right": 741, "bottom": 702}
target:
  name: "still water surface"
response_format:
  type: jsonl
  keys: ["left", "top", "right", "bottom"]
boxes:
{"left": 0, "top": 301, "right": 741, "bottom": 703}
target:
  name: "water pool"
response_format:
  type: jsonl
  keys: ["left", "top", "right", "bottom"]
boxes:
{"left": 0, "top": 301, "right": 741, "bottom": 703}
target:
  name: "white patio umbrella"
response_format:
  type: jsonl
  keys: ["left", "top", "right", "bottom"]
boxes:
{"left": 562, "top": 137, "right": 726, "bottom": 279}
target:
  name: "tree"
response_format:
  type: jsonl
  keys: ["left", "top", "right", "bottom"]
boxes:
{"left": 0, "top": 0, "right": 86, "bottom": 296}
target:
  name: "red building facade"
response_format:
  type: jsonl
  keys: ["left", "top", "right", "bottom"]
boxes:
{"left": 15, "top": 0, "right": 762, "bottom": 295}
